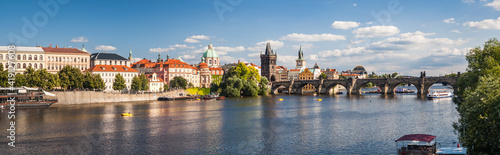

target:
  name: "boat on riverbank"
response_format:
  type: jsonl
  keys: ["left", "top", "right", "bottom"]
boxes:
{"left": 396, "top": 134, "right": 437, "bottom": 155}
{"left": 0, "top": 87, "right": 57, "bottom": 107}
{"left": 427, "top": 91, "right": 453, "bottom": 99}
{"left": 157, "top": 96, "right": 196, "bottom": 101}
{"left": 395, "top": 88, "right": 415, "bottom": 93}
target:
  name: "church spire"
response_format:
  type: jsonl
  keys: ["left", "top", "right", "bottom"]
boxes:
{"left": 265, "top": 42, "right": 273, "bottom": 55}
{"left": 128, "top": 44, "right": 133, "bottom": 61}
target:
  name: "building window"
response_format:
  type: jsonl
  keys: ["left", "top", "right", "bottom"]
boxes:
{"left": 209, "top": 60, "right": 212, "bottom": 64}
{"left": 0, "top": 54, "right": 2, "bottom": 60}
{"left": 110, "top": 61, "right": 112, "bottom": 65}
{"left": 23, "top": 55, "right": 26, "bottom": 60}
{"left": 34, "top": 55, "right": 37, "bottom": 60}
{"left": 34, "top": 63, "right": 37, "bottom": 69}
{"left": 23, "top": 63, "right": 26, "bottom": 68}
{"left": 214, "top": 60, "right": 217, "bottom": 65}
{"left": 17, "top": 63, "right": 20, "bottom": 68}
{"left": 28, "top": 55, "right": 32, "bottom": 60}
{"left": 17, "top": 55, "right": 20, "bottom": 60}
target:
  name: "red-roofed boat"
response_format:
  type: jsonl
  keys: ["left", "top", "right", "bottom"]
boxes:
{"left": 396, "top": 134, "right": 437, "bottom": 155}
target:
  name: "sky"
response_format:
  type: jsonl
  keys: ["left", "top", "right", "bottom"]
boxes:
{"left": 1, "top": 0, "right": 500, "bottom": 76}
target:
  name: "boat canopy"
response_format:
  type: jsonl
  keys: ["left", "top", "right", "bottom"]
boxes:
{"left": 43, "top": 91, "right": 56, "bottom": 97}
{"left": 396, "top": 134, "right": 436, "bottom": 143}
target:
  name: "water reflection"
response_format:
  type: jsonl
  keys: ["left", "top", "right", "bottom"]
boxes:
{"left": 1, "top": 90, "right": 459, "bottom": 154}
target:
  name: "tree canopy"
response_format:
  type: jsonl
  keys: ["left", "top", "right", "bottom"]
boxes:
{"left": 170, "top": 76, "right": 187, "bottom": 89}
{"left": 218, "top": 62, "right": 264, "bottom": 97}
{"left": 58, "top": 65, "right": 84, "bottom": 90}
{"left": 113, "top": 73, "right": 126, "bottom": 91}
{"left": 453, "top": 38, "right": 500, "bottom": 154}
{"left": 0, "top": 64, "right": 8, "bottom": 87}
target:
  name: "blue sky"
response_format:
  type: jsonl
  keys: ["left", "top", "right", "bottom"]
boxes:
{"left": 2, "top": 0, "right": 500, "bottom": 76}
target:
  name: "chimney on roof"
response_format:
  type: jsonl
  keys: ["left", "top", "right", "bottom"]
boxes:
{"left": 56, "top": 45, "right": 59, "bottom": 48}
{"left": 49, "top": 44, "right": 52, "bottom": 47}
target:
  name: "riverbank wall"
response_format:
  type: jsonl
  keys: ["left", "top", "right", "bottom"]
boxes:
{"left": 51, "top": 90, "right": 187, "bottom": 104}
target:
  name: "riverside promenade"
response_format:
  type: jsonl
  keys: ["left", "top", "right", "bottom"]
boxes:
{"left": 51, "top": 89, "right": 187, "bottom": 104}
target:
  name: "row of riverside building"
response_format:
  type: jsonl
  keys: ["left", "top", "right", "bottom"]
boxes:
{"left": 0, "top": 43, "right": 224, "bottom": 92}
{"left": 0, "top": 42, "right": 367, "bottom": 92}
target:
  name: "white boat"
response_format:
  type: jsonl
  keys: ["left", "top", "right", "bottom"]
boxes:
{"left": 427, "top": 91, "right": 453, "bottom": 99}
{"left": 436, "top": 146, "right": 467, "bottom": 155}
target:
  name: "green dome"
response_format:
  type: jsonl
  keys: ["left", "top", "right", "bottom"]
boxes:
{"left": 203, "top": 44, "right": 219, "bottom": 58}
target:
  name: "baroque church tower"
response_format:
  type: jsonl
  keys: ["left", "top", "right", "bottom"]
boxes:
{"left": 260, "top": 42, "right": 277, "bottom": 81}
{"left": 296, "top": 46, "right": 306, "bottom": 69}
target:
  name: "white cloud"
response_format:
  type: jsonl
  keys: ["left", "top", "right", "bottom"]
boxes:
{"left": 180, "top": 54, "right": 196, "bottom": 59}
{"left": 276, "top": 55, "right": 297, "bottom": 66}
{"left": 248, "top": 40, "right": 285, "bottom": 51}
{"left": 291, "top": 43, "right": 314, "bottom": 51}
{"left": 169, "top": 44, "right": 195, "bottom": 49}
{"left": 463, "top": 17, "right": 500, "bottom": 29}
{"left": 280, "top": 33, "right": 346, "bottom": 42}
{"left": 368, "top": 31, "right": 467, "bottom": 51}
{"left": 132, "top": 58, "right": 143, "bottom": 63}
{"left": 430, "top": 47, "right": 472, "bottom": 56}
{"left": 463, "top": 0, "right": 475, "bottom": 3}
{"left": 71, "top": 37, "right": 88, "bottom": 42}
{"left": 352, "top": 25, "right": 400, "bottom": 38}
{"left": 184, "top": 38, "right": 200, "bottom": 43}
{"left": 184, "top": 35, "right": 211, "bottom": 43}
{"left": 149, "top": 48, "right": 171, "bottom": 52}
{"left": 248, "top": 52, "right": 260, "bottom": 57}
{"left": 215, "top": 46, "right": 245, "bottom": 55}
{"left": 220, "top": 56, "right": 246, "bottom": 64}
{"left": 351, "top": 39, "right": 365, "bottom": 44}
{"left": 331, "top": 21, "right": 360, "bottom": 29}
{"left": 451, "top": 30, "right": 462, "bottom": 33}
{"left": 443, "top": 18, "right": 456, "bottom": 23}
{"left": 308, "top": 54, "right": 327, "bottom": 61}
{"left": 353, "top": 3, "right": 357, "bottom": 6}
{"left": 95, "top": 45, "right": 116, "bottom": 51}
{"left": 319, "top": 47, "right": 369, "bottom": 57}
{"left": 486, "top": 0, "right": 500, "bottom": 11}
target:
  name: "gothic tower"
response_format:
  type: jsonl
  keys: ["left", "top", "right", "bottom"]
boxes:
{"left": 260, "top": 42, "right": 277, "bottom": 81}
{"left": 296, "top": 46, "right": 306, "bottom": 69}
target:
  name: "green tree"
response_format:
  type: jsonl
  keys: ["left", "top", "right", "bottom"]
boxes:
{"left": 83, "top": 72, "right": 94, "bottom": 89}
{"left": 391, "top": 72, "right": 398, "bottom": 78}
{"left": 258, "top": 76, "right": 269, "bottom": 95}
{"left": 36, "top": 69, "right": 56, "bottom": 90}
{"left": 320, "top": 72, "right": 327, "bottom": 79}
{"left": 220, "top": 76, "right": 243, "bottom": 97}
{"left": 139, "top": 74, "right": 149, "bottom": 91}
{"left": 163, "top": 83, "right": 169, "bottom": 91}
{"left": 24, "top": 66, "right": 38, "bottom": 87}
{"left": 131, "top": 76, "right": 142, "bottom": 91}
{"left": 188, "top": 82, "right": 194, "bottom": 88}
{"left": 170, "top": 76, "right": 187, "bottom": 89}
{"left": 58, "top": 65, "right": 84, "bottom": 90}
{"left": 14, "top": 73, "right": 26, "bottom": 87}
{"left": 453, "top": 38, "right": 500, "bottom": 154}
{"left": 0, "top": 64, "right": 8, "bottom": 87}
{"left": 93, "top": 74, "right": 105, "bottom": 90}
{"left": 113, "top": 73, "right": 126, "bottom": 91}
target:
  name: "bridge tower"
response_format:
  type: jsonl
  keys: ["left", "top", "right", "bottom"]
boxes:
{"left": 260, "top": 42, "right": 277, "bottom": 82}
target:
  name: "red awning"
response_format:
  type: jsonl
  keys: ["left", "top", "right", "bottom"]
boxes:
{"left": 395, "top": 134, "right": 436, "bottom": 143}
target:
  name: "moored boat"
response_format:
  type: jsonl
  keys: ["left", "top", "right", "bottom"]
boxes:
{"left": 157, "top": 96, "right": 196, "bottom": 101}
{"left": 216, "top": 96, "right": 225, "bottom": 100}
{"left": 396, "top": 134, "right": 437, "bottom": 155}
{"left": 395, "top": 88, "right": 415, "bottom": 93}
{"left": 427, "top": 91, "right": 453, "bottom": 99}
{"left": 0, "top": 87, "right": 57, "bottom": 107}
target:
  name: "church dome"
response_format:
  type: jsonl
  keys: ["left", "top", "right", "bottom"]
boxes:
{"left": 203, "top": 44, "right": 219, "bottom": 58}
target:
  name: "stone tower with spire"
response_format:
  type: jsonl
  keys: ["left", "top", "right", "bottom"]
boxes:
{"left": 296, "top": 46, "right": 306, "bottom": 69}
{"left": 260, "top": 42, "right": 277, "bottom": 82}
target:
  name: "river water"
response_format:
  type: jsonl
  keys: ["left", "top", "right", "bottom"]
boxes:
{"left": 1, "top": 85, "right": 459, "bottom": 154}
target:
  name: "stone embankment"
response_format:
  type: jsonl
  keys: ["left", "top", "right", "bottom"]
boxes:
{"left": 51, "top": 90, "right": 187, "bottom": 104}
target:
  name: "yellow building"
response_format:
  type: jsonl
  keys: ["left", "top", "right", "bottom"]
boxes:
{"left": 43, "top": 45, "right": 90, "bottom": 74}
{"left": 299, "top": 68, "right": 315, "bottom": 92}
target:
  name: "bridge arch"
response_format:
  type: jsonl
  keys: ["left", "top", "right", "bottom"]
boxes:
{"left": 295, "top": 82, "right": 320, "bottom": 95}
{"left": 388, "top": 81, "right": 420, "bottom": 94}
{"left": 423, "top": 81, "right": 457, "bottom": 95}
{"left": 353, "top": 79, "right": 388, "bottom": 95}
{"left": 271, "top": 84, "right": 290, "bottom": 94}
{"left": 324, "top": 83, "right": 348, "bottom": 95}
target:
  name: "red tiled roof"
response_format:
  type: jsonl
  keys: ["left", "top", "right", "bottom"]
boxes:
{"left": 209, "top": 67, "right": 223, "bottom": 71}
{"left": 85, "top": 65, "right": 138, "bottom": 73}
{"left": 42, "top": 47, "right": 90, "bottom": 55}
{"left": 164, "top": 59, "right": 193, "bottom": 68}
{"left": 198, "top": 62, "right": 208, "bottom": 68}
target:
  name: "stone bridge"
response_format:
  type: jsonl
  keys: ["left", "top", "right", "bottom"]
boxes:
{"left": 271, "top": 76, "right": 459, "bottom": 95}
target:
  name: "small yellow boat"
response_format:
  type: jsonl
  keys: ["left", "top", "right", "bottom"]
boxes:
{"left": 278, "top": 98, "right": 284, "bottom": 101}
{"left": 121, "top": 112, "right": 133, "bottom": 116}
{"left": 317, "top": 99, "right": 322, "bottom": 101}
